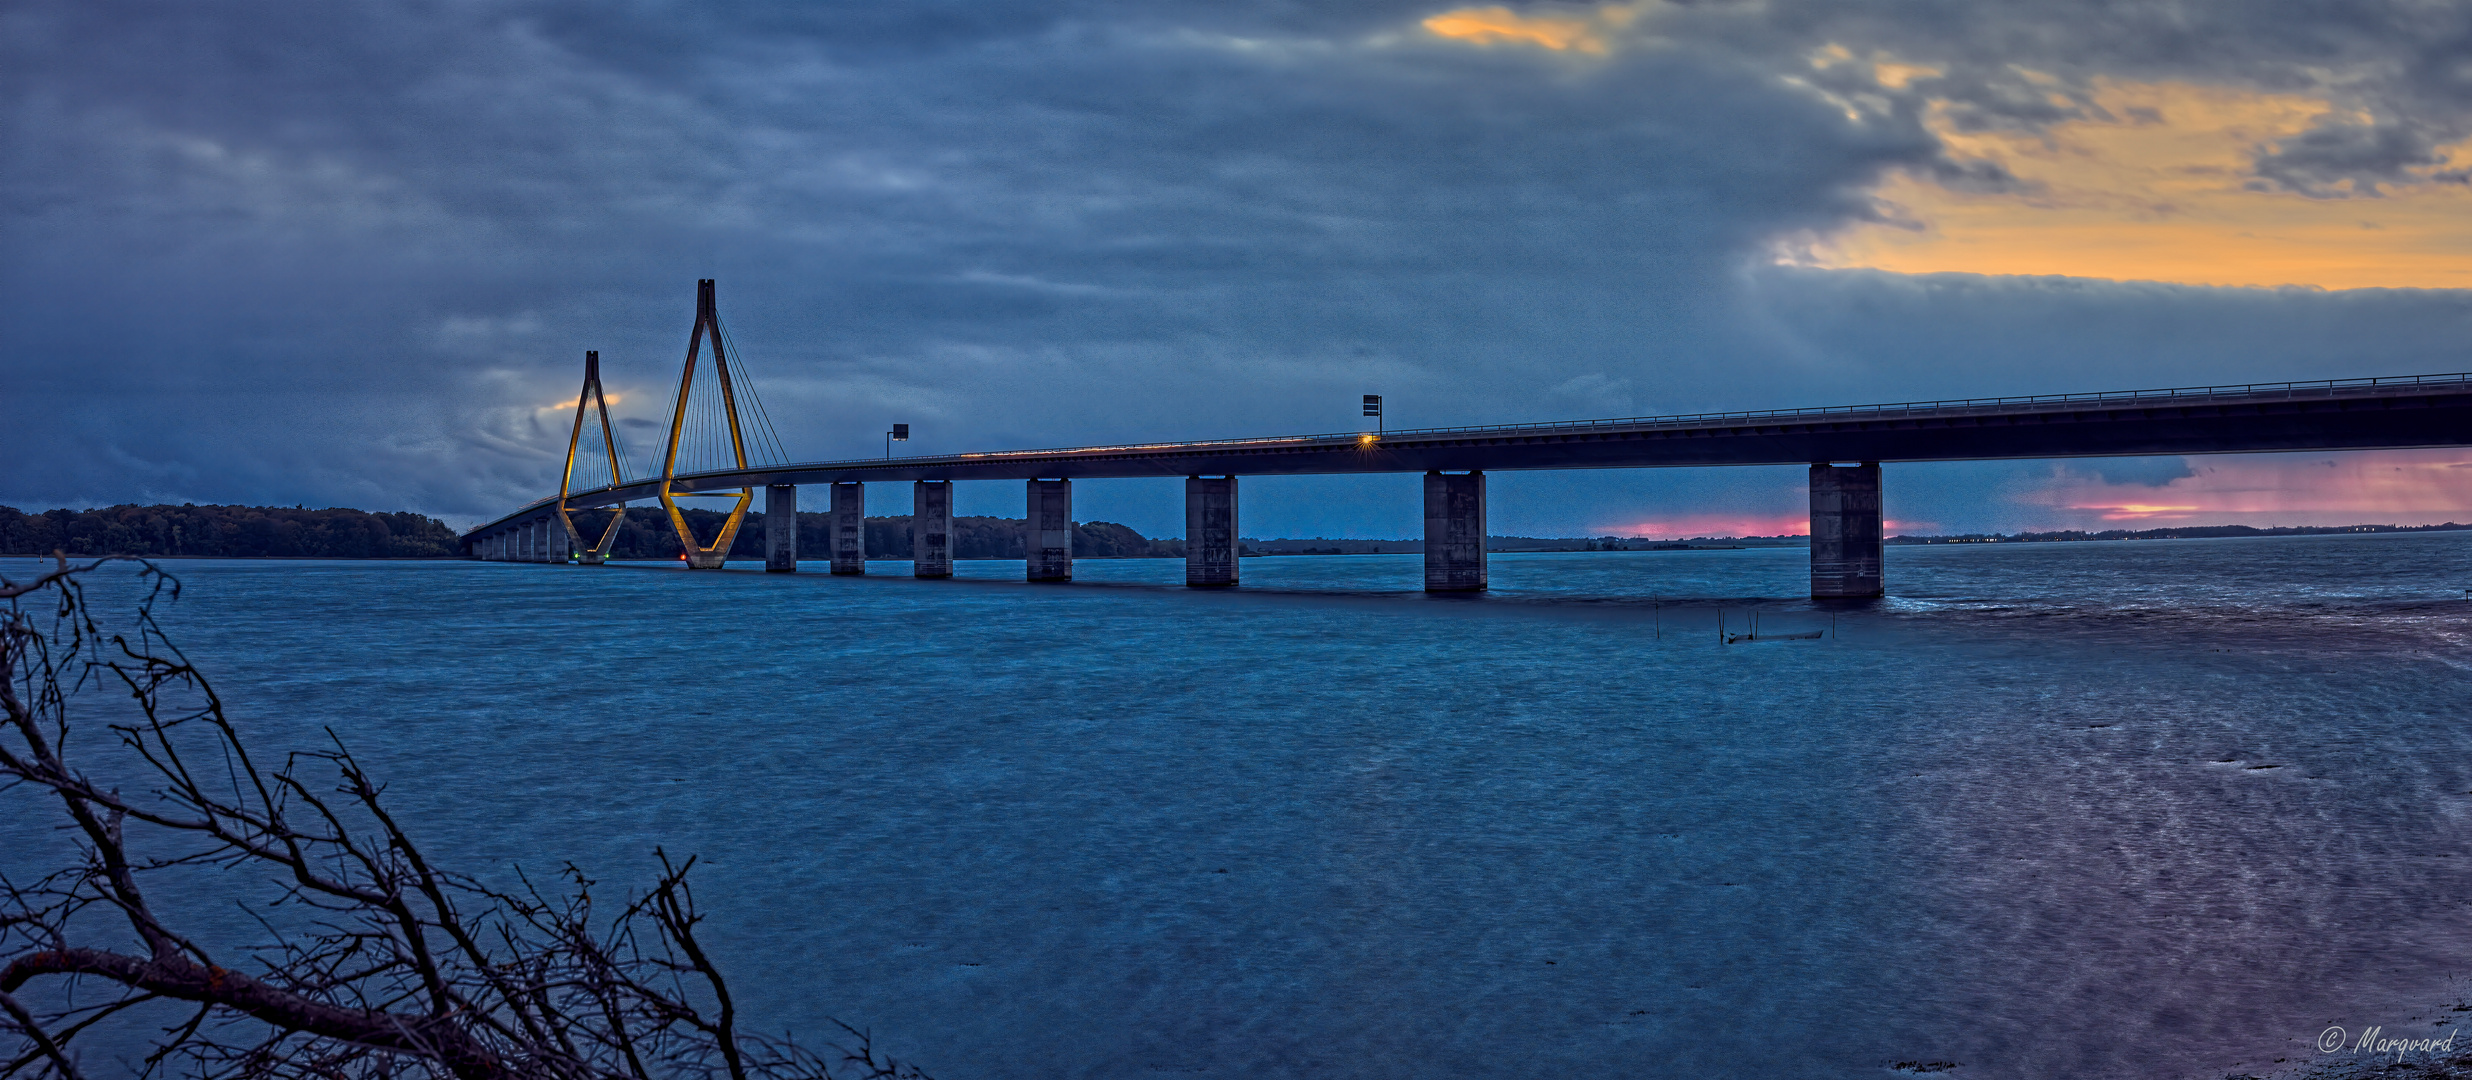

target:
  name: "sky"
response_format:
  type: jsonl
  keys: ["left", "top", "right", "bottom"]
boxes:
{"left": 7, "top": 0, "right": 2472, "bottom": 538}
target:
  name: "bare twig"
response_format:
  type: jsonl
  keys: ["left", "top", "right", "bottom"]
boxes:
{"left": 0, "top": 561, "right": 932, "bottom": 1079}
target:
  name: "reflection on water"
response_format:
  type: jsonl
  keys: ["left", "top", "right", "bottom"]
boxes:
{"left": 8, "top": 532, "right": 2470, "bottom": 1079}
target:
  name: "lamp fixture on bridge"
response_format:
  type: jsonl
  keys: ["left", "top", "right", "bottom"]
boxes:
{"left": 888, "top": 423, "right": 909, "bottom": 459}
{"left": 1364, "top": 394, "right": 1383, "bottom": 435}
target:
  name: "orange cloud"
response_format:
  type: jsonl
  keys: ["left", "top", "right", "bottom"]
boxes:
{"left": 1420, "top": 5, "right": 1630, "bottom": 55}
{"left": 539, "top": 393, "right": 623, "bottom": 413}
{"left": 1793, "top": 78, "right": 2472, "bottom": 290}
{"left": 2019, "top": 450, "right": 2472, "bottom": 528}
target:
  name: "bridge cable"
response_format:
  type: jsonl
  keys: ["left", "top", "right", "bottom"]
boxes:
{"left": 606, "top": 405, "right": 633, "bottom": 484}
{"left": 640, "top": 303, "right": 793, "bottom": 480}
{"left": 714, "top": 313, "right": 790, "bottom": 467}
{"left": 646, "top": 336, "right": 691, "bottom": 482}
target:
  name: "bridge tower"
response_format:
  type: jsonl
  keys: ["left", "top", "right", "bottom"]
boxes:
{"left": 659, "top": 279, "right": 756, "bottom": 569}
{"left": 557, "top": 350, "right": 628, "bottom": 564}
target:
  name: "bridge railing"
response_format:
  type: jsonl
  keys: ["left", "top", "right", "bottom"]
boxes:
{"left": 727, "top": 369, "right": 2472, "bottom": 465}
{"left": 1339, "top": 371, "right": 2472, "bottom": 440}
{"left": 496, "top": 371, "right": 2472, "bottom": 527}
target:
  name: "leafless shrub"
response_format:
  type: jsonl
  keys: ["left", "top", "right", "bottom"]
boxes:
{"left": 0, "top": 557, "right": 927, "bottom": 1079}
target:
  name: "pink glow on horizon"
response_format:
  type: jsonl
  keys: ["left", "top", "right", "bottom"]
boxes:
{"left": 1595, "top": 512, "right": 1810, "bottom": 540}
{"left": 1593, "top": 513, "right": 1941, "bottom": 540}
{"left": 2018, "top": 450, "right": 2472, "bottom": 529}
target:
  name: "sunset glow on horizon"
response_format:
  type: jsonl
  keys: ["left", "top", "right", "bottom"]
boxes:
{"left": 1591, "top": 513, "right": 1942, "bottom": 539}
{"left": 1594, "top": 512, "right": 1810, "bottom": 540}
{"left": 2015, "top": 451, "right": 2472, "bottom": 529}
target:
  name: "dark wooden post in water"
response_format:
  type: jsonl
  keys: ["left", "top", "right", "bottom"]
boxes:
{"left": 1809, "top": 462, "right": 1884, "bottom": 598}
{"left": 1185, "top": 476, "right": 1239, "bottom": 587}
{"left": 1026, "top": 479, "right": 1073, "bottom": 582}
{"left": 1424, "top": 470, "right": 1487, "bottom": 592}
{"left": 764, "top": 485, "right": 798, "bottom": 572}
{"left": 913, "top": 481, "right": 954, "bottom": 578}
{"left": 829, "top": 482, "right": 866, "bottom": 575}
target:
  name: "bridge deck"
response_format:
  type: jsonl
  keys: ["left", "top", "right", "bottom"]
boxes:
{"left": 467, "top": 373, "right": 2472, "bottom": 538}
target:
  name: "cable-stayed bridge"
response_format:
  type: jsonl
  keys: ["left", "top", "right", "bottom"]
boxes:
{"left": 464, "top": 281, "right": 2472, "bottom": 597}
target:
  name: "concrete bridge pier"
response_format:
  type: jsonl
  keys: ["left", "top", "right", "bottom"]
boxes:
{"left": 830, "top": 482, "right": 866, "bottom": 575}
{"left": 1424, "top": 471, "right": 1487, "bottom": 592}
{"left": 519, "top": 521, "right": 537, "bottom": 562}
{"left": 1185, "top": 476, "right": 1238, "bottom": 587}
{"left": 765, "top": 485, "right": 798, "bottom": 572}
{"left": 548, "top": 519, "right": 572, "bottom": 563}
{"left": 1809, "top": 462, "right": 1884, "bottom": 598}
{"left": 1026, "top": 479, "right": 1073, "bottom": 582}
{"left": 913, "top": 481, "right": 954, "bottom": 578}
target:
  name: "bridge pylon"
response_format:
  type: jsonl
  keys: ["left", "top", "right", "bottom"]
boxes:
{"left": 558, "top": 350, "right": 629, "bottom": 564}
{"left": 659, "top": 279, "right": 755, "bottom": 569}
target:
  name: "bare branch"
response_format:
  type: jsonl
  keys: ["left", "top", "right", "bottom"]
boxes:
{"left": 1, "top": 561, "right": 935, "bottom": 1079}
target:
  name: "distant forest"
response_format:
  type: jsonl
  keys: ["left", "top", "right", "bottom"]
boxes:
{"left": 0, "top": 504, "right": 1184, "bottom": 561}
{"left": 1, "top": 504, "right": 466, "bottom": 558}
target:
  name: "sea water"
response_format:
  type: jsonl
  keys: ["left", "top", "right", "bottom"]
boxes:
{"left": 6, "top": 533, "right": 2470, "bottom": 1079}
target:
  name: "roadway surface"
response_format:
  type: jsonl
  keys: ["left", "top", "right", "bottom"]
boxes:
{"left": 465, "top": 373, "right": 2472, "bottom": 538}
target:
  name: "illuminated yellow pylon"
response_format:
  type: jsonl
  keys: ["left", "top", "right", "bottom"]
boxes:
{"left": 658, "top": 279, "right": 753, "bottom": 569}
{"left": 558, "top": 350, "right": 627, "bottom": 565}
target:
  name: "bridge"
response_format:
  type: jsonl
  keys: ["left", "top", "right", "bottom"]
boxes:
{"left": 463, "top": 281, "right": 2472, "bottom": 597}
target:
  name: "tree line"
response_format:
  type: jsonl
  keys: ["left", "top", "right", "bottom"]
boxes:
{"left": 0, "top": 504, "right": 1185, "bottom": 560}
{"left": 0, "top": 504, "right": 466, "bottom": 558}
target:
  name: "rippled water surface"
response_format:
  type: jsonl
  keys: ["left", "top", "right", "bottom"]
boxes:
{"left": 11, "top": 534, "right": 2472, "bottom": 1079}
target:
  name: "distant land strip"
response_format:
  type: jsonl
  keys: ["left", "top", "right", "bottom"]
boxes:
{"left": 3, "top": 504, "right": 2464, "bottom": 560}
{"left": 1, "top": 504, "right": 467, "bottom": 559}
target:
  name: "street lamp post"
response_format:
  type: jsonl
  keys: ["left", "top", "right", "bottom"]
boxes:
{"left": 886, "top": 423, "right": 909, "bottom": 459}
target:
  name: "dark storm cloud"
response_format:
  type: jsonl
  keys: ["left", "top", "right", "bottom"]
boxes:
{"left": 1656, "top": 0, "right": 2472, "bottom": 191}
{"left": 2250, "top": 116, "right": 2450, "bottom": 196}
{"left": 3, "top": 0, "right": 2469, "bottom": 534}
